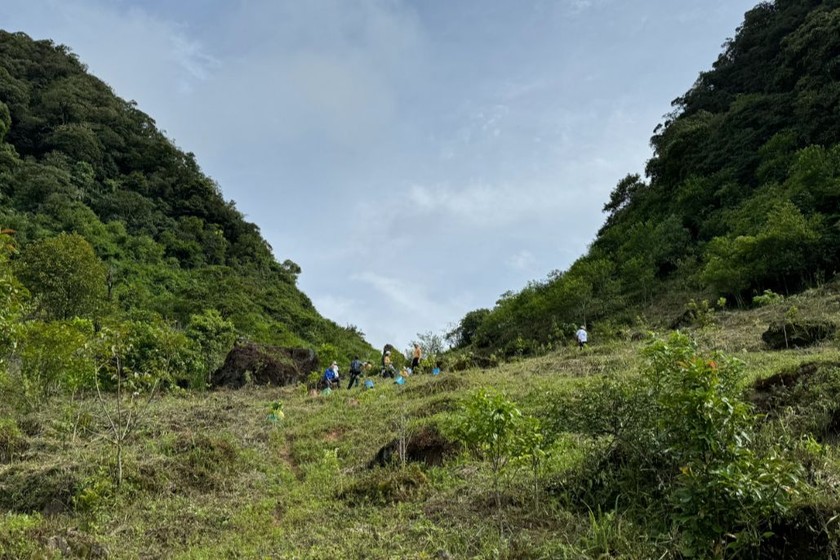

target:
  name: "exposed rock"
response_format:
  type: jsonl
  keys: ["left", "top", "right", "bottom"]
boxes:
{"left": 210, "top": 342, "right": 317, "bottom": 389}
{"left": 369, "top": 424, "right": 458, "bottom": 468}
{"left": 761, "top": 320, "right": 836, "bottom": 350}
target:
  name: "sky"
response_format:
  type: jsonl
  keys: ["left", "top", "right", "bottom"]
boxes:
{"left": 0, "top": 0, "right": 759, "bottom": 350}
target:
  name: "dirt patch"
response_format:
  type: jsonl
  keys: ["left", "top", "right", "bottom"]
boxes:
{"left": 369, "top": 424, "right": 458, "bottom": 468}
{"left": 762, "top": 321, "right": 837, "bottom": 350}
{"left": 749, "top": 361, "right": 840, "bottom": 441}
{"left": 749, "top": 362, "right": 840, "bottom": 414}
{"left": 757, "top": 503, "right": 835, "bottom": 559}
{"left": 211, "top": 342, "right": 317, "bottom": 389}
{"left": 324, "top": 428, "right": 345, "bottom": 442}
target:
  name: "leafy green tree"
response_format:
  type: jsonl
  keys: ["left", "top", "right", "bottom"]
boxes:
{"left": 644, "top": 334, "right": 801, "bottom": 557}
{"left": 0, "top": 233, "right": 27, "bottom": 395}
{"left": 447, "top": 308, "right": 490, "bottom": 349}
{"left": 16, "top": 232, "right": 107, "bottom": 320}
{"left": 453, "top": 389, "right": 523, "bottom": 535}
{"left": 186, "top": 309, "right": 237, "bottom": 387}
{"left": 701, "top": 236, "right": 758, "bottom": 305}
{"left": 16, "top": 319, "right": 95, "bottom": 410}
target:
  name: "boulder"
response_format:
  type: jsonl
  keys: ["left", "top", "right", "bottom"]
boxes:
{"left": 761, "top": 321, "right": 836, "bottom": 350}
{"left": 210, "top": 342, "right": 317, "bottom": 388}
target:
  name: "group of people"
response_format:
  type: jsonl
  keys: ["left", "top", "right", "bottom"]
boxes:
{"left": 320, "top": 329, "right": 587, "bottom": 391}
{"left": 320, "top": 343, "right": 425, "bottom": 390}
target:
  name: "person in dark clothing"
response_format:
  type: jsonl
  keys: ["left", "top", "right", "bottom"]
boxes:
{"left": 347, "top": 356, "right": 364, "bottom": 389}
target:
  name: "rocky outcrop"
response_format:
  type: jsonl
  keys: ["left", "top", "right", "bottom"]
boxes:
{"left": 210, "top": 342, "right": 317, "bottom": 388}
{"left": 761, "top": 321, "right": 836, "bottom": 350}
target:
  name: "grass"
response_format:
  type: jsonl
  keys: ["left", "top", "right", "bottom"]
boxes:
{"left": 3, "top": 288, "right": 840, "bottom": 558}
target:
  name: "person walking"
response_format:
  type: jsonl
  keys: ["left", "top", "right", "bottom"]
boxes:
{"left": 347, "top": 356, "right": 364, "bottom": 389}
{"left": 575, "top": 325, "right": 588, "bottom": 349}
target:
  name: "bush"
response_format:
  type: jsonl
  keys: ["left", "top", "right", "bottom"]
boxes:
{"left": 0, "top": 418, "right": 27, "bottom": 463}
{"left": 546, "top": 334, "right": 803, "bottom": 556}
{"left": 643, "top": 333, "right": 802, "bottom": 557}
{"left": 15, "top": 318, "right": 95, "bottom": 409}
{"left": 753, "top": 289, "right": 784, "bottom": 307}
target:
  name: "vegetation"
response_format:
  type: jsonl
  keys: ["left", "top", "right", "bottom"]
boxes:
{"left": 449, "top": 0, "right": 840, "bottom": 358}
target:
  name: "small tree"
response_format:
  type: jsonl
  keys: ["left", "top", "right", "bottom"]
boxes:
{"left": 92, "top": 322, "right": 175, "bottom": 487}
{"left": 186, "top": 309, "right": 236, "bottom": 387}
{"left": 453, "top": 389, "right": 523, "bottom": 536}
{"left": 644, "top": 333, "right": 802, "bottom": 557}
{"left": 17, "top": 232, "right": 106, "bottom": 320}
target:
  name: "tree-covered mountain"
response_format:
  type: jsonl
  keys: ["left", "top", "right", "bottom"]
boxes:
{"left": 449, "top": 0, "right": 840, "bottom": 356}
{"left": 0, "top": 30, "right": 373, "bottom": 381}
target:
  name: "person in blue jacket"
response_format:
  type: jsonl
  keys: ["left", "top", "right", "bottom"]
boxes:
{"left": 323, "top": 361, "right": 341, "bottom": 389}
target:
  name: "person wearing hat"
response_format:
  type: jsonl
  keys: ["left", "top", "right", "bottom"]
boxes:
{"left": 575, "top": 325, "right": 588, "bottom": 349}
{"left": 381, "top": 351, "right": 396, "bottom": 379}
{"left": 323, "top": 361, "right": 341, "bottom": 389}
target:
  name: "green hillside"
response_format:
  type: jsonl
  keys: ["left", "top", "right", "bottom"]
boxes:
{"left": 449, "top": 0, "right": 840, "bottom": 358}
{"left": 3, "top": 287, "right": 840, "bottom": 558}
{"left": 0, "top": 30, "right": 374, "bottom": 385}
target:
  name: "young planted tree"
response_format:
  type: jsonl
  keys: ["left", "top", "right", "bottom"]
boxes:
{"left": 453, "top": 389, "right": 523, "bottom": 537}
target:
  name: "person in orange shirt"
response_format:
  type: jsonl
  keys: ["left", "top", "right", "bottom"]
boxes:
{"left": 411, "top": 343, "right": 422, "bottom": 372}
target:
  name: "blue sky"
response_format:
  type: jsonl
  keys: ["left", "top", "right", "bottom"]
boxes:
{"left": 1, "top": 0, "right": 758, "bottom": 349}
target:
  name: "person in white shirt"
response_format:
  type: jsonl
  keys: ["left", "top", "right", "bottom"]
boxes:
{"left": 575, "top": 325, "right": 588, "bottom": 349}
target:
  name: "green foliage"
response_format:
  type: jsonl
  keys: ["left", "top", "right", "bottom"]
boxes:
{"left": 685, "top": 298, "right": 715, "bottom": 327}
{"left": 0, "top": 513, "right": 44, "bottom": 560}
{"left": 15, "top": 318, "right": 95, "bottom": 409}
{"left": 0, "top": 418, "right": 26, "bottom": 463}
{"left": 186, "top": 309, "right": 236, "bottom": 387}
{"left": 453, "top": 389, "right": 523, "bottom": 467}
{"left": 753, "top": 289, "right": 784, "bottom": 307}
{"left": 16, "top": 232, "right": 106, "bottom": 321}
{"left": 0, "top": 234, "right": 27, "bottom": 374}
{"left": 550, "top": 334, "right": 804, "bottom": 557}
{"left": 644, "top": 333, "right": 802, "bottom": 557}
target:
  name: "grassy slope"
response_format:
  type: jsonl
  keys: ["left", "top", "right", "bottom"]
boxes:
{"left": 3, "top": 289, "right": 840, "bottom": 559}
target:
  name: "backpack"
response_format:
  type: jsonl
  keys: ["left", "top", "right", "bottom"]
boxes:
{"left": 350, "top": 359, "right": 362, "bottom": 374}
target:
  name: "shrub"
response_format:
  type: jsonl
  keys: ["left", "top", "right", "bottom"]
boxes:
{"left": 0, "top": 418, "right": 27, "bottom": 463}
{"left": 753, "top": 289, "right": 784, "bottom": 307}
{"left": 644, "top": 333, "right": 803, "bottom": 557}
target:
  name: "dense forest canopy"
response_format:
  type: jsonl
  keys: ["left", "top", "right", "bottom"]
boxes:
{"left": 449, "top": 0, "right": 840, "bottom": 356}
{"left": 0, "top": 29, "right": 374, "bottom": 392}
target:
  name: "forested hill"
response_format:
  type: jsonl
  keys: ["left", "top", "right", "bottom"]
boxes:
{"left": 0, "top": 30, "right": 373, "bottom": 366}
{"left": 447, "top": 0, "right": 840, "bottom": 356}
